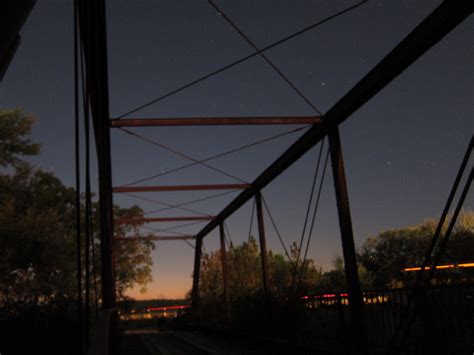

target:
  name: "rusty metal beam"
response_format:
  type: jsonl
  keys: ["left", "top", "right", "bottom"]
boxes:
{"left": 194, "top": 0, "right": 473, "bottom": 242}
{"left": 110, "top": 116, "right": 321, "bottom": 127}
{"left": 78, "top": 0, "right": 116, "bottom": 309}
{"left": 0, "top": 0, "right": 36, "bottom": 81}
{"left": 219, "top": 223, "right": 231, "bottom": 324}
{"left": 329, "top": 128, "right": 366, "bottom": 352}
{"left": 191, "top": 237, "right": 203, "bottom": 309}
{"left": 255, "top": 192, "right": 270, "bottom": 298}
{"left": 116, "top": 235, "right": 195, "bottom": 241}
{"left": 115, "top": 216, "right": 214, "bottom": 224}
{"left": 113, "top": 184, "right": 250, "bottom": 193}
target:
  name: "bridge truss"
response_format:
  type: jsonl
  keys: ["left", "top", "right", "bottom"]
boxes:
{"left": 74, "top": 0, "right": 472, "bottom": 353}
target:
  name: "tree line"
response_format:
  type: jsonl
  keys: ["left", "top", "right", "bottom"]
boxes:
{"left": 0, "top": 109, "right": 154, "bottom": 319}
{"left": 197, "top": 212, "right": 473, "bottom": 301}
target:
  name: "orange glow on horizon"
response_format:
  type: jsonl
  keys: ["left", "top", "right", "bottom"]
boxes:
{"left": 125, "top": 283, "right": 190, "bottom": 300}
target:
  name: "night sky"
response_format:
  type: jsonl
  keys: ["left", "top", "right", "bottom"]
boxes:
{"left": 1, "top": 0, "right": 472, "bottom": 299}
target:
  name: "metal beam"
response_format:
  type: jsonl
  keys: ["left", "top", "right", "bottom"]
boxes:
{"left": 194, "top": 0, "right": 473, "bottom": 242}
{"left": 116, "top": 236, "right": 195, "bottom": 241}
{"left": 115, "top": 216, "right": 214, "bottom": 224}
{"left": 78, "top": 0, "right": 117, "bottom": 308}
{"left": 328, "top": 128, "right": 366, "bottom": 353}
{"left": 255, "top": 192, "right": 270, "bottom": 298}
{"left": 113, "top": 184, "right": 250, "bottom": 193}
{"left": 0, "top": 0, "right": 36, "bottom": 81}
{"left": 415, "top": 136, "right": 473, "bottom": 287}
{"left": 191, "top": 237, "right": 203, "bottom": 310}
{"left": 110, "top": 116, "right": 321, "bottom": 127}
{"left": 219, "top": 223, "right": 231, "bottom": 324}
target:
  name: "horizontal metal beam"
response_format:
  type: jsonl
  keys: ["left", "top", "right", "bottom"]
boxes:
{"left": 110, "top": 116, "right": 321, "bottom": 127}
{"left": 194, "top": 0, "right": 473, "bottom": 241}
{"left": 115, "top": 216, "right": 214, "bottom": 224}
{"left": 113, "top": 184, "right": 250, "bottom": 193}
{"left": 116, "top": 236, "right": 195, "bottom": 241}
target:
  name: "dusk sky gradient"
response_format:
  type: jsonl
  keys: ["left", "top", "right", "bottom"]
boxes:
{"left": 1, "top": 0, "right": 472, "bottom": 299}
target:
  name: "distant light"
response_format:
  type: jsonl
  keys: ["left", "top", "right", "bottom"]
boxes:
{"left": 402, "top": 262, "right": 474, "bottom": 272}
{"left": 147, "top": 305, "right": 191, "bottom": 312}
{"left": 437, "top": 264, "right": 455, "bottom": 269}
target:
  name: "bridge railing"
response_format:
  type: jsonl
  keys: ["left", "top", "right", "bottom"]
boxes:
{"left": 192, "top": 283, "right": 474, "bottom": 353}
{"left": 300, "top": 283, "right": 474, "bottom": 353}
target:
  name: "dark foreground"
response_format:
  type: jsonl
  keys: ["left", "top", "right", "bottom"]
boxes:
{"left": 118, "top": 326, "right": 323, "bottom": 355}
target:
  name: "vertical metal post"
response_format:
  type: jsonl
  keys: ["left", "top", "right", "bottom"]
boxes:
{"left": 219, "top": 223, "right": 231, "bottom": 324}
{"left": 191, "top": 236, "right": 203, "bottom": 309}
{"left": 328, "top": 128, "right": 366, "bottom": 353}
{"left": 255, "top": 192, "right": 270, "bottom": 298}
{"left": 73, "top": 1, "right": 83, "bottom": 350}
{"left": 96, "top": 78, "right": 116, "bottom": 307}
{"left": 78, "top": 0, "right": 116, "bottom": 310}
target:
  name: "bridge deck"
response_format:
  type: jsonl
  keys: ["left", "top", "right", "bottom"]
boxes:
{"left": 119, "top": 329, "right": 258, "bottom": 355}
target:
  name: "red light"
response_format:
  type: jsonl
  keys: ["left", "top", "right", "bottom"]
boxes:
{"left": 147, "top": 305, "right": 191, "bottom": 312}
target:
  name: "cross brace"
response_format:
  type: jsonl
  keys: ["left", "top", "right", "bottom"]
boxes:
{"left": 110, "top": 116, "right": 321, "bottom": 127}
{"left": 115, "top": 216, "right": 214, "bottom": 224}
{"left": 113, "top": 184, "right": 250, "bottom": 193}
{"left": 116, "top": 236, "right": 195, "bottom": 241}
